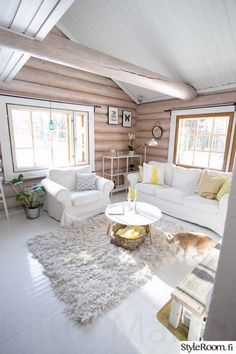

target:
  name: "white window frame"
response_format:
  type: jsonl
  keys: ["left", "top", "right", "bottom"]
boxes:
{"left": 168, "top": 105, "right": 236, "bottom": 172}
{"left": 0, "top": 96, "right": 95, "bottom": 181}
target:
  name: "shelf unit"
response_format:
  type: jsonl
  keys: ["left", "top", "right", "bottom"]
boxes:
{"left": 103, "top": 154, "right": 142, "bottom": 193}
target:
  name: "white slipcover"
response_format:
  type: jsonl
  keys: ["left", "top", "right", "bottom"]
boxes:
{"left": 156, "top": 187, "right": 195, "bottom": 205}
{"left": 42, "top": 166, "right": 114, "bottom": 226}
{"left": 136, "top": 183, "right": 168, "bottom": 195}
{"left": 128, "top": 163, "right": 231, "bottom": 235}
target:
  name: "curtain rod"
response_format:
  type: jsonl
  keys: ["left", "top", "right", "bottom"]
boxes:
{"left": 164, "top": 102, "right": 236, "bottom": 112}
{"left": 0, "top": 93, "right": 102, "bottom": 110}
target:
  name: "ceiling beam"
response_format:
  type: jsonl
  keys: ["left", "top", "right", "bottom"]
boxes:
{"left": 0, "top": 0, "right": 76, "bottom": 82}
{"left": 0, "top": 27, "right": 197, "bottom": 100}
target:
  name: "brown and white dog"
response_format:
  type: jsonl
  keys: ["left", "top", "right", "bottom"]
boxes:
{"left": 166, "top": 232, "right": 216, "bottom": 257}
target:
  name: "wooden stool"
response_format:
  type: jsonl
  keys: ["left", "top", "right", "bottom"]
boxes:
{"left": 0, "top": 176, "right": 9, "bottom": 218}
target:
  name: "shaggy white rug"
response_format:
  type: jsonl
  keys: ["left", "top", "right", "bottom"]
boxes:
{"left": 27, "top": 214, "right": 189, "bottom": 324}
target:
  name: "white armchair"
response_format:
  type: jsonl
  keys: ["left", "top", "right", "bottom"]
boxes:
{"left": 42, "top": 166, "right": 114, "bottom": 226}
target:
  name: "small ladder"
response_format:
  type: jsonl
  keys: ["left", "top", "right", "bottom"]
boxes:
{"left": 0, "top": 176, "right": 9, "bottom": 218}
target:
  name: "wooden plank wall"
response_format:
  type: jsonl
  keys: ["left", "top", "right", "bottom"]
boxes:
{"left": 136, "top": 91, "right": 236, "bottom": 163}
{"left": 0, "top": 49, "right": 137, "bottom": 208}
{"left": 0, "top": 27, "right": 236, "bottom": 210}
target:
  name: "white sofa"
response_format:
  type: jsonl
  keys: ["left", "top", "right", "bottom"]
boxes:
{"left": 42, "top": 165, "right": 114, "bottom": 226}
{"left": 128, "top": 162, "right": 231, "bottom": 235}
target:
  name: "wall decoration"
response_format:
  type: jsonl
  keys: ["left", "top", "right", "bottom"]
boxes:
{"left": 122, "top": 110, "right": 132, "bottom": 128}
{"left": 152, "top": 121, "right": 164, "bottom": 139}
{"left": 108, "top": 107, "right": 118, "bottom": 124}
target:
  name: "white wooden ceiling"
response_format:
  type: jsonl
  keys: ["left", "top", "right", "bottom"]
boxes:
{"left": 0, "top": 0, "right": 75, "bottom": 81}
{"left": 58, "top": 0, "right": 236, "bottom": 103}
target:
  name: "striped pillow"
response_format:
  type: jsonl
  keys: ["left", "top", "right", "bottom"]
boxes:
{"left": 75, "top": 173, "right": 96, "bottom": 191}
{"left": 216, "top": 179, "right": 231, "bottom": 200}
{"left": 197, "top": 170, "right": 225, "bottom": 199}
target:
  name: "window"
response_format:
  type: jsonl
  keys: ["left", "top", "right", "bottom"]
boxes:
{"left": 174, "top": 112, "right": 234, "bottom": 171}
{"left": 0, "top": 97, "right": 94, "bottom": 180}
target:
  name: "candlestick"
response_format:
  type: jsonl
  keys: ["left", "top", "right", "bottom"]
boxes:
{"left": 134, "top": 188, "right": 137, "bottom": 213}
{"left": 127, "top": 186, "right": 131, "bottom": 206}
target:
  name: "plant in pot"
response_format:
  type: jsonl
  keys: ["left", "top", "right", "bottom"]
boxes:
{"left": 128, "top": 132, "right": 136, "bottom": 156}
{"left": 10, "top": 174, "right": 45, "bottom": 219}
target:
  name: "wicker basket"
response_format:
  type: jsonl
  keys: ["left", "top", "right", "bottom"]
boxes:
{"left": 111, "top": 223, "right": 149, "bottom": 251}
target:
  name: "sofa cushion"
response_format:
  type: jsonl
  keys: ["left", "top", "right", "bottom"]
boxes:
{"left": 198, "top": 169, "right": 226, "bottom": 199}
{"left": 49, "top": 165, "right": 92, "bottom": 190}
{"left": 183, "top": 194, "right": 219, "bottom": 213}
{"left": 149, "top": 161, "right": 174, "bottom": 186}
{"left": 142, "top": 162, "right": 165, "bottom": 185}
{"left": 136, "top": 182, "right": 168, "bottom": 196}
{"left": 71, "top": 190, "right": 104, "bottom": 207}
{"left": 216, "top": 178, "right": 231, "bottom": 200}
{"left": 75, "top": 172, "right": 96, "bottom": 191}
{"left": 156, "top": 187, "right": 195, "bottom": 205}
{"left": 172, "top": 166, "right": 202, "bottom": 192}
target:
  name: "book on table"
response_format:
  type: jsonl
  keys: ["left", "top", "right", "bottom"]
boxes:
{"left": 107, "top": 205, "right": 124, "bottom": 215}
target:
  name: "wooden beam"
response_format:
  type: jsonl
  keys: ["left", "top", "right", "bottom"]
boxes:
{"left": 26, "top": 58, "right": 118, "bottom": 88}
{"left": 0, "top": 28, "right": 197, "bottom": 101}
{"left": 0, "top": 0, "right": 76, "bottom": 82}
{"left": 16, "top": 67, "right": 131, "bottom": 101}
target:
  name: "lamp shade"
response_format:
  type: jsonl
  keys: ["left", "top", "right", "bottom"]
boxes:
{"left": 147, "top": 138, "right": 158, "bottom": 146}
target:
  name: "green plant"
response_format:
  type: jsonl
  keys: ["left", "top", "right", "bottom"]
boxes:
{"left": 10, "top": 174, "right": 45, "bottom": 209}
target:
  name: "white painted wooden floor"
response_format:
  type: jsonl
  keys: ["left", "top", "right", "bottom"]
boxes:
{"left": 0, "top": 194, "right": 219, "bottom": 354}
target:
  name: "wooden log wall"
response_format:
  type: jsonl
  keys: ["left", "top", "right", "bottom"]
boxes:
{"left": 136, "top": 91, "right": 236, "bottom": 163}
{"left": 0, "top": 26, "right": 236, "bottom": 210}
{"left": 0, "top": 59, "right": 137, "bottom": 209}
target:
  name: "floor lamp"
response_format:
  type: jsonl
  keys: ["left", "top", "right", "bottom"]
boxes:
{"left": 144, "top": 138, "right": 158, "bottom": 162}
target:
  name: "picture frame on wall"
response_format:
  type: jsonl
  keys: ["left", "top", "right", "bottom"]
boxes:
{"left": 122, "top": 110, "right": 132, "bottom": 128}
{"left": 108, "top": 107, "right": 119, "bottom": 125}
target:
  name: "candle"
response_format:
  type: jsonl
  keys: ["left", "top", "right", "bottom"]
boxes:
{"left": 134, "top": 188, "right": 138, "bottom": 213}
{"left": 127, "top": 186, "right": 131, "bottom": 203}
{"left": 134, "top": 188, "right": 137, "bottom": 202}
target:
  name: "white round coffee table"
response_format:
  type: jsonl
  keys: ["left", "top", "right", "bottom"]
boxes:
{"left": 105, "top": 201, "right": 162, "bottom": 245}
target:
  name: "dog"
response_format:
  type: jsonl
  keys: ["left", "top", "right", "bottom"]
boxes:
{"left": 166, "top": 232, "right": 216, "bottom": 257}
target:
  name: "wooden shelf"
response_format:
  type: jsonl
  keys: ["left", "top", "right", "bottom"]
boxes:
{"left": 112, "top": 184, "right": 126, "bottom": 193}
{"left": 104, "top": 169, "right": 138, "bottom": 177}
{"left": 103, "top": 154, "right": 141, "bottom": 159}
{"left": 102, "top": 154, "right": 142, "bottom": 194}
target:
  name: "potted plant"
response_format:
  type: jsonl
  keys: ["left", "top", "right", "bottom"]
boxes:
{"left": 10, "top": 174, "right": 45, "bottom": 219}
{"left": 128, "top": 132, "right": 136, "bottom": 156}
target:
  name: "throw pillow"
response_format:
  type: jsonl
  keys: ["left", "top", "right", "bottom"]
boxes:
{"left": 75, "top": 172, "right": 96, "bottom": 191}
{"left": 172, "top": 166, "right": 202, "bottom": 193}
{"left": 197, "top": 170, "right": 225, "bottom": 199}
{"left": 216, "top": 178, "right": 231, "bottom": 200}
{"left": 142, "top": 162, "right": 164, "bottom": 185}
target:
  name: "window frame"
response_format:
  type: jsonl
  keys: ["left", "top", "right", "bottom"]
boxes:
{"left": 229, "top": 127, "right": 236, "bottom": 172}
{"left": 173, "top": 112, "right": 234, "bottom": 171}
{"left": 0, "top": 96, "right": 95, "bottom": 181}
{"left": 168, "top": 106, "right": 236, "bottom": 172}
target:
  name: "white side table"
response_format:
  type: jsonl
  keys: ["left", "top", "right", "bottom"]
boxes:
{"left": 0, "top": 176, "right": 9, "bottom": 218}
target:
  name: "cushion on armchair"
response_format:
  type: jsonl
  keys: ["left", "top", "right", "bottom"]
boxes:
{"left": 75, "top": 172, "right": 96, "bottom": 191}
{"left": 49, "top": 165, "right": 92, "bottom": 190}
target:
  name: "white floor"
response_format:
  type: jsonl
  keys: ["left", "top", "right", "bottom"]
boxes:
{"left": 0, "top": 193, "right": 219, "bottom": 354}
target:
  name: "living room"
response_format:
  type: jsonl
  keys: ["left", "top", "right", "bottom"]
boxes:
{"left": 0, "top": 1, "right": 236, "bottom": 353}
